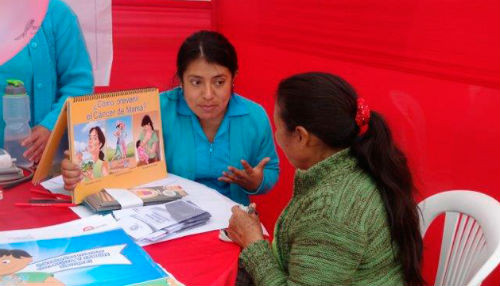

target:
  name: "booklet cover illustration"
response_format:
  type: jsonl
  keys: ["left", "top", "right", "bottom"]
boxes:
{"left": 0, "top": 228, "right": 180, "bottom": 286}
{"left": 34, "top": 88, "right": 167, "bottom": 204}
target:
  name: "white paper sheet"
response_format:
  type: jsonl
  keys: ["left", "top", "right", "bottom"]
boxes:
{"left": 40, "top": 176, "right": 95, "bottom": 216}
{"left": 40, "top": 175, "right": 67, "bottom": 194}
{"left": 130, "top": 205, "right": 176, "bottom": 231}
{"left": 0, "top": 215, "right": 118, "bottom": 243}
{"left": 116, "top": 216, "right": 154, "bottom": 240}
{"left": 106, "top": 188, "right": 144, "bottom": 208}
{"left": 63, "top": 0, "right": 113, "bottom": 86}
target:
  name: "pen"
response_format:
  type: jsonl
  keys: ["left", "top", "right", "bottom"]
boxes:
{"left": 29, "top": 199, "right": 73, "bottom": 203}
{"left": 247, "top": 205, "right": 258, "bottom": 215}
{"left": 30, "top": 188, "right": 72, "bottom": 200}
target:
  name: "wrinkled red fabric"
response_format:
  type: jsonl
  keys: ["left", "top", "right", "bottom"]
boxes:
{"left": 215, "top": 0, "right": 500, "bottom": 284}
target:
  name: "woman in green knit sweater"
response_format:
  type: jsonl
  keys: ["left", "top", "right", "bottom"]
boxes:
{"left": 227, "top": 72, "right": 424, "bottom": 286}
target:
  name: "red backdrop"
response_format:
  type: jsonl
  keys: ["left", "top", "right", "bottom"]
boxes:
{"left": 98, "top": 0, "right": 500, "bottom": 284}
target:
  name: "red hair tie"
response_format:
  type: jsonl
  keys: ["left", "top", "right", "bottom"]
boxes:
{"left": 355, "top": 97, "right": 370, "bottom": 136}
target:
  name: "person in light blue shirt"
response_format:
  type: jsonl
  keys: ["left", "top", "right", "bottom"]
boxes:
{"left": 62, "top": 31, "right": 279, "bottom": 205}
{"left": 161, "top": 31, "right": 279, "bottom": 204}
{"left": 0, "top": 0, "right": 94, "bottom": 163}
{"left": 161, "top": 86, "right": 279, "bottom": 204}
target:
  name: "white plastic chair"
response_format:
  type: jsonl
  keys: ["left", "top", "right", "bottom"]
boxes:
{"left": 419, "top": 190, "right": 500, "bottom": 286}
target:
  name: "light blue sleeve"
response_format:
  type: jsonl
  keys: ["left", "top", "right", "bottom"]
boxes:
{"left": 39, "top": 0, "right": 94, "bottom": 130}
{"left": 247, "top": 109, "right": 280, "bottom": 195}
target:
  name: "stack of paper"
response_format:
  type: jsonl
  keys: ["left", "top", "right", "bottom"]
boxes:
{"left": 41, "top": 174, "right": 267, "bottom": 246}
{"left": 0, "top": 164, "right": 24, "bottom": 183}
{"left": 84, "top": 185, "right": 188, "bottom": 212}
{"left": 113, "top": 200, "right": 211, "bottom": 245}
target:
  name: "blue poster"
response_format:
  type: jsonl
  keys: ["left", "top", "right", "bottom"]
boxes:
{"left": 0, "top": 229, "right": 175, "bottom": 286}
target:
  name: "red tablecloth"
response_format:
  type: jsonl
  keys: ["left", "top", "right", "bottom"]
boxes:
{"left": 0, "top": 182, "right": 240, "bottom": 286}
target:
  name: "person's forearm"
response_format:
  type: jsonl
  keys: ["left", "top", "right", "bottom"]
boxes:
{"left": 240, "top": 240, "right": 289, "bottom": 286}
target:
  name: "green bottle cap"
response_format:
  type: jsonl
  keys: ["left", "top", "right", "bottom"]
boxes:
{"left": 4, "top": 79, "right": 26, "bottom": 96}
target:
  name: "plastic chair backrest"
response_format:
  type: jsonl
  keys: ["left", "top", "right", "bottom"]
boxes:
{"left": 419, "top": 190, "right": 500, "bottom": 286}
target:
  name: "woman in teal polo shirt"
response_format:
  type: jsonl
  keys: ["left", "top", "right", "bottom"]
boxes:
{"left": 0, "top": 0, "right": 93, "bottom": 163}
{"left": 62, "top": 31, "right": 279, "bottom": 205}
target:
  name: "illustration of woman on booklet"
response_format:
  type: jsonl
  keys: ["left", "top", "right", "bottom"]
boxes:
{"left": 0, "top": 249, "right": 64, "bottom": 285}
{"left": 82, "top": 126, "right": 109, "bottom": 180}
{"left": 113, "top": 121, "right": 128, "bottom": 161}
{"left": 138, "top": 115, "right": 159, "bottom": 163}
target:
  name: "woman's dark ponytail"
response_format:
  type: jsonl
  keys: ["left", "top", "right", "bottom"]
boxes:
{"left": 277, "top": 72, "right": 424, "bottom": 286}
{"left": 351, "top": 112, "right": 424, "bottom": 286}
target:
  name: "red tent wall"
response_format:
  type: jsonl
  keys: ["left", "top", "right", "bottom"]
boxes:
{"left": 96, "top": 0, "right": 214, "bottom": 93}
{"left": 96, "top": 0, "right": 499, "bottom": 284}
{"left": 214, "top": 0, "right": 500, "bottom": 284}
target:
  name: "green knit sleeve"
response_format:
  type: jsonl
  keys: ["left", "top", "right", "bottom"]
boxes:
{"left": 241, "top": 218, "right": 368, "bottom": 286}
{"left": 240, "top": 240, "right": 287, "bottom": 285}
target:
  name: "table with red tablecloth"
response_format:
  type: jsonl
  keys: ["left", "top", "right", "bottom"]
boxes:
{"left": 0, "top": 182, "right": 240, "bottom": 286}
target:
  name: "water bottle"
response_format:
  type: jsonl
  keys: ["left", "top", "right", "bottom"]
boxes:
{"left": 3, "top": 79, "right": 32, "bottom": 168}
